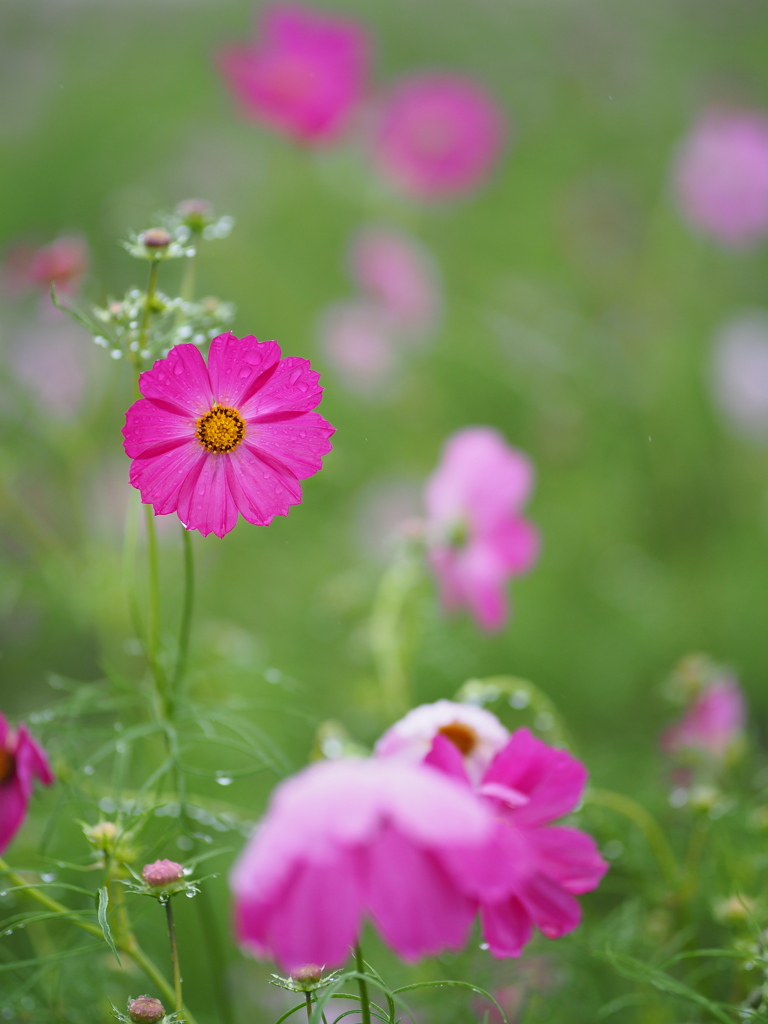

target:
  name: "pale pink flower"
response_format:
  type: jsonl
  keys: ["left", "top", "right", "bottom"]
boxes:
{"left": 0, "top": 712, "right": 54, "bottom": 854}
{"left": 2, "top": 236, "right": 88, "bottom": 295}
{"left": 673, "top": 108, "right": 768, "bottom": 246}
{"left": 424, "top": 427, "right": 539, "bottom": 631}
{"left": 711, "top": 312, "right": 768, "bottom": 439}
{"left": 371, "top": 75, "right": 505, "bottom": 201}
{"left": 661, "top": 678, "right": 746, "bottom": 761}
{"left": 122, "top": 332, "right": 334, "bottom": 538}
{"left": 317, "top": 301, "right": 399, "bottom": 394}
{"left": 375, "top": 700, "right": 510, "bottom": 784}
{"left": 425, "top": 729, "right": 608, "bottom": 958}
{"left": 217, "top": 3, "right": 370, "bottom": 144}
{"left": 230, "top": 757, "right": 496, "bottom": 972}
{"left": 348, "top": 228, "right": 441, "bottom": 337}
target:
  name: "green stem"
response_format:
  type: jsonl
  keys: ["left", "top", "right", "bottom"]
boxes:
{"left": 172, "top": 526, "right": 195, "bottom": 696}
{"left": 305, "top": 993, "right": 313, "bottom": 1024}
{"left": 588, "top": 788, "right": 679, "bottom": 886}
{"left": 369, "top": 546, "right": 423, "bottom": 719}
{"left": 165, "top": 899, "right": 183, "bottom": 1014}
{"left": 178, "top": 242, "right": 199, "bottom": 310}
{"left": 144, "top": 504, "right": 167, "bottom": 703}
{"left": 0, "top": 859, "right": 198, "bottom": 1024}
{"left": 354, "top": 944, "right": 372, "bottom": 1024}
{"left": 137, "top": 259, "right": 160, "bottom": 359}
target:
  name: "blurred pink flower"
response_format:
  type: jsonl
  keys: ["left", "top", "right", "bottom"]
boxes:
{"left": 317, "top": 300, "right": 399, "bottom": 394}
{"left": 371, "top": 75, "right": 505, "bottom": 200}
{"left": 217, "top": 3, "right": 370, "bottom": 144}
{"left": 2, "top": 236, "right": 88, "bottom": 296}
{"left": 229, "top": 757, "right": 497, "bottom": 971}
{"left": 711, "top": 311, "right": 768, "bottom": 439}
{"left": 375, "top": 699, "right": 510, "bottom": 784}
{"left": 0, "top": 711, "right": 54, "bottom": 854}
{"left": 424, "top": 427, "right": 539, "bottom": 631}
{"left": 123, "top": 332, "right": 334, "bottom": 538}
{"left": 661, "top": 678, "right": 746, "bottom": 761}
{"left": 425, "top": 728, "right": 607, "bottom": 958}
{"left": 10, "top": 321, "right": 92, "bottom": 420}
{"left": 673, "top": 108, "right": 768, "bottom": 246}
{"left": 348, "top": 227, "right": 441, "bottom": 337}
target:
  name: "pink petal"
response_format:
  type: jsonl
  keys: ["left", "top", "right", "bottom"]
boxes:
{"left": 455, "top": 542, "right": 509, "bottom": 632}
{"left": 480, "top": 896, "right": 532, "bottom": 958}
{"left": 517, "top": 873, "right": 581, "bottom": 939}
{"left": 527, "top": 827, "right": 608, "bottom": 895}
{"left": 15, "top": 726, "right": 54, "bottom": 789}
{"left": 227, "top": 443, "right": 303, "bottom": 526}
{"left": 129, "top": 439, "right": 204, "bottom": 515}
{"left": 138, "top": 344, "right": 213, "bottom": 416}
{"left": 207, "top": 333, "right": 282, "bottom": 409}
{"left": 0, "top": 713, "right": 10, "bottom": 748}
{"left": 0, "top": 775, "right": 29, "bottom": 855}
{"left": 424, "top": 734, "right": 472, "bottom": 784}
{"left": 242, "top": 356, "right": 324, "bottom": 419}
{"left": 176, "top": 452, "right": 239, "bottom": 538}
{"left": 122, "top": 400, "right": 195, "bottom": 459}
{"left": 487, "top": 518, "right": 540, "bottom": 574}
{"left": 245, "top": 412, "right": 334, "bottom": 480}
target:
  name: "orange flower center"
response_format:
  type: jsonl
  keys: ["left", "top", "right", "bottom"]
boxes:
{"left": 437, "top": 721, "right": 478, "bottom": 756}
{"left": 0, "top": 747, "right": 15, "bottom": 785}
{"left": 196, "top": 405, "right": 246, "bottom": 453}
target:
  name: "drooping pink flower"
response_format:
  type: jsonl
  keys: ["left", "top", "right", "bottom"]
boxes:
{"left": 348, "top": 227, "right": 441, "bottom": 337}
{"left": 424, "top": 728, "right": 607, "bottom": 958}
{"left": 229, "top": 757, "right": 497, "bottom": 972}
{"left": 711, "top": 311, "right": 768, "bottom": 440}
{"left": 673, "top": 108, "right": 768, "bottom": 246}
{"left": 2, "top": 236, "right": 88, "bottom": 297}
{"left": 424, "top": 427, "right": 539, "bottom": 631}
{"left": 371, "top": 75, "right": 505, "bottom": 201}
{"left": 661, "top": 678, "right": 746, "bottom": 761}
{"left": 317, "top": 300, "right": 399, "bottom": 394}
{"left": 122, "top": 332, "right": 334, "bottom": 538}
{"left": 217, "top": 3, "right": 370, "bottom": 144}
{"left": 0, "top": 712, "right": 54, "bottom": 854}
{"left": 375, "top": 699, "right": 510, "bottom": 784}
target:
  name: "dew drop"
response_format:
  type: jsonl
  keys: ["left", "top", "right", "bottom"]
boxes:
{"left": 215, "top": 773, "right": 234, "bottom": 786}
{"left": 40, "top": 873, "right": 56, "bottom": 883}
{"left": 174, "top": 363, "right": 184, "bottom": 375}
{"left": 83, "top": 765, "right": 95, "bottom": 775}
{"left": 479, "top": 942, "right": 489, "bottom": 951}
{"left": 509, "top": 690, "right": 529, "bottom": 710}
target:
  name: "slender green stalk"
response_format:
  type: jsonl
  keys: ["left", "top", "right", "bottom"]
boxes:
{"left": 305, "top": 992, "right": 313, "bottom": 1023}
{"left": 137, "top": 259, "right": 160, "bottom": 358}
{"left": 0, "top": 859, "right": 198, "bottom": 1024}
{"left": 144, "top": 504, "right": 167, "bottom": 704}
{"left": 172, "top": 526, "right": 195, "bottom": 695}
{"left": 369, "top": 547, "right": 423, "bottom": 719}
{"left": 165, "top": 899, "right": 183, "bottom": 1014}
{"left": 354, "top": 944, "right": 372, "bottom": 1024}
{"left": 588, "top": 788, "right": 679, "bottom": 886}
{"left": 178, "top": 243, "right": 199, "bottom": 309}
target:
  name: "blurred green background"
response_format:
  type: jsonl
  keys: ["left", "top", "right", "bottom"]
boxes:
{"left": 2, "top": 0, "right": 768, "bottom": 1020}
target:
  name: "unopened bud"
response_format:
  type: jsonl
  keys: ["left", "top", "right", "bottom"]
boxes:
{"left": 140, "top": 228, "right": 172, "bottom": 250}
{"left": 87, "top": 821, "right": 119, "bottom": 847}
{"left": 176, "top": 198, "right": 213, "bottom": 231}
{"left": 291, "top": 964, "right": 323, "bottom": 985}
{"left": 128, "top": 996, "right": 165, "bottom": 1023}
{"left": 141, "top": 859, "right": 185, "bottom": 887}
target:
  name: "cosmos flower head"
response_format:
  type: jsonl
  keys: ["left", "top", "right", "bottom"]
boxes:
{"left": 217, "top": 3, "right": 370, "bottom": 144}
{"left": 2, "top": 236, "right": 88, "bottom": 297}
{"left": 424, "top": 427, "right": 539, "bottom": 631}
{"left": 0, "top": 711, "right": 54, "bottom": 854}
{"left": 371, "top": 75, "right": 506, "bottom": 201}
{"left": 673, "top": 107, "right": 768, "bottom": 246}
{"left": 661, "top": 677, "right": 746, "bottom": 763}
{"left": 122, "top": 332, "right": 334, "bottom": 538}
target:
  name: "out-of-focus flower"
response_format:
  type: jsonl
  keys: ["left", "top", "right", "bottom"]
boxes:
{"left": 217, "top": 3, "right": 370, "bottom": 144}
{"left": 317, "top": 301, "right": 399, "bottom": 394}
{"left": 710, "top": 311, "right": 768, "bottom": 440}
{"left": 375, "top": 699, "right": 510, "bottom": 784}
{"left": 2, "top": 235, "right": 88, "bottom": 297}
{"left": 424, "top": 427, "right": 539, "bottom": 631}
{"left": 371, "top": 75, "right": 505, "bottom": 201}
{"left": 348, "top": 227, "right": 441, "bottom": 337}
{"left": 0, "top": 711, "right": 54, "bottom": 854}
{"left": 9, "top": 320, "right": 93, "bottom": 420}
{"left": 230, "top": 757, "right": 496, "bottom": 972}
{"left": 425, "top": 728, "right": 608, "bottom": 958}
{"left": 123, "top": 332, "right": 334, "bottom": 538}
{"left": 672, "top": 108, "right": 768, "bottom": 246}
{"left": 661, "top": 678, "right": 746, "bottom": 762}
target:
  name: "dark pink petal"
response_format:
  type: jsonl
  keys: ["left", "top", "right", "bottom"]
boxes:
{"left": 487, "top": 518, "right": 540, "bottom": 574}
{"left": 242, "top": 357, "right": 324, "bottom": 419}
{"left": 15, "top": 726, "right": 54, "bottom": 790}
{"left": 527, "top": 827, "right": 608, "bottom": 895}
{"left": 443, "top": 821, "right": 532, "bottom": 904}
{"left": 207, "top": 333, "right": 282, "bottom": 409}
{"left": 138, "top": 344, "right": 213, "bottom": 417}
{"left": 365, "top": 824, "right": 477, "bottom": 961}
{"left": 129, "top": 440, "right": 204, "bottom": 515}
{"left": 484, "top": 730, "right": 587, "bottom": 826}
{"left": 227, "top": 443, "right": 303, "bottom": 526}
{"left": 0, "top": 775, "right": 28, "bottom": 854}
{"left": 424, "top": 734, "right": 472, "bottom": 784}
{"left": 480, "top": 896, "right": 532, "bottom": 958}
{"left": 176, "top": 453, "right": 239, "bottom": 538}
{"left": 428, "top": 548, "right": 464, "bottom": 614}
{"left": 122, "top": 399, "right": 195, "bottom": 459}
{"left": 0, "top": 713, "right": 10, "bottom": 749}
{"left": 245, "top": 412, "right": 335, "bottom": 479}
{"left": 454, "top": 542, "right": 509, "bottom": 632}
{"left": 517, "top": 873, "right": 581, "bottom": 939}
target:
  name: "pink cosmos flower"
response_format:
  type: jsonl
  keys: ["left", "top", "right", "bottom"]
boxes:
{"left": 673, "top": 108, "right": 768, "bottom": 246}
{"left": 122, "top": 332, "right": 334, "bottom": 538}
{"left": 375, "top": 699, "right": 510, "bottom": 784}
{"left": 2, "top": 236, "right": 88, "bottom": 298}
{"left": 424, "top": 427, "right": 539, "bottom": 631}
{"left": 317, "top": 301, "right": 399, "bottom": 395}
{"left": 348, "top": 228, "right": 441, "bottom": 337}
{"left": 230, "top": 757, "right": 497, "bottom": 972}
{"left": 0, "top": 712, "right": 54, "bottom": 854}
{"left": 661, "top": 678, "right": 746, "bottom": 761}
{"left": 217, "top": 3, "right": 370, "bottom": 144}
{"left": 371, "top": 75, "right": 505, "bottom": 201}
{"left": 424, "top": 729, "right": 607, "bottom": 958}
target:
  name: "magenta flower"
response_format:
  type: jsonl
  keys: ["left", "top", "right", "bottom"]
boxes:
{"left": 229, "top": 758, "right": 496, "bottom": 972}
{"left": 371, "top": 75, "right": 505, "bottom": 201}
{"left": 375, "top": 699, "right": 510, "bottom": 784}
{"left": 661, "top": 678, "right": 746, "bottom": 761}
{"left": 424, "top": 427, "right": 539, "bottom": 631}
{"left": 122, "top": 333, "right": 334, "bottom": 538}
{"left": 0, "top": 712, "right": 54, "bottom": 854}
{"left": 425, "top": 728, "right": 607, "bottom": 958}
{"left": 217, "top": 3, "right": 370, "bottom": 145}
{"left": 317, "top": 301, "right": 399, "bottom": 395}
{"left": 673, "top": 108, "right": 768, "bottom": 246}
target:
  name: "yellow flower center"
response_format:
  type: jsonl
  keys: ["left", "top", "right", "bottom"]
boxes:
{"left": 437, "top": 721, "right": 478, "bottom": 756}
{"left": 196, "top": 405, "right": 246, "bottom": 453}
{"left": 0, "top": 747, "right": 15, "bottom": 785}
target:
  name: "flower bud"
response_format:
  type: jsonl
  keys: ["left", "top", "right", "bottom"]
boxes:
{"left": 128, "top": 996, "right": 165, "bottom": 1023}
{"left": 291, "top": 964, "right": 324, "bottom": 985}
{"left": 176, "top": 198, "right": 214, "bottom": 232}
{"left": 140, "top": 228, "right": 173, "bottom": 250}
{"left": 87, "top": 821, "right": 119, "bottom": 848}
{"left": 141, "top": 859, "right": 185, "bottom": 887}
